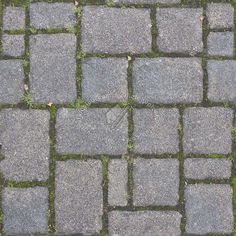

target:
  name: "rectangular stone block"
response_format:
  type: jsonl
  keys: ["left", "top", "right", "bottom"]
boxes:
{"left": 133, "top": 58, "right": 203, "bottom": 104}
{"left": 183, "top": 107, "right": 233, "bottom": 154}
{"left": 30, "top": 3, "right": 76, "bottom": 29}
{"left": 55, "top": 160, "right": 103, "bottom": 234}
{"left": 108, "top": 159, "right": 128, "bottom": 206}
{"left": 184, "top": 158, "right": 232, "bottom": 179}
{"left": 81, "top": 6, "right": 151, "bottom": 53}
{"left": 114, "top": 0, "right": 180, "bottom": 3}
{"left": 0, "top": 109, "right": 49, "bottom": 181}
{"left": 109, "top": 211, "right": 182, "bottom": 236}
{"left": 29, "top": 34, "right": 77, "bottom": 104}
{"left": 56, "top": 108, "right": 128, "bottom": 155}
{"left": 0, "top": 60, "right": 24, "bottom": 104}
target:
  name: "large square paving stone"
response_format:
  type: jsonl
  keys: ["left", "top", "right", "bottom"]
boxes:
{"left": 183, "top": 107, "right": 233, "bottom": 154}
{"left": 56, "top": 108, "right": 128, "bottom": 155}
{"left": 185, "top": 184, "right": 233, "bottom": 234}
{"left": 156, "top": 8, "right": 203, "bottom": 54}
{"left": 133, "top": 158, "right": 179, "bottom": 206}
{"left": 55, "top": 160, "right": 103, "bottom": 234}
{"left": 109, "top": 211, "right": 182, "bottom": 236}
{"left": 133, "top": 109, "right": 179, "bottom": 154}
{"left": 0, "top": 60, "right": 24, "bottom": 104}
{"left": 81, "top": 6, "right": 152, "bottom": 53}
{"left": 29, "top": 34, "right": 77, "bottom": 104}
{"left": 208, "top": 60, "right": 236, "bottom": 103}
{"left": 0, "top": 109, "right": 50, "bottom": 181}
{"left": 133, "top": 58, "right": 203, "bottom": 104}
{"left": 3, "top": 187, "right": 48, "bottom": 235}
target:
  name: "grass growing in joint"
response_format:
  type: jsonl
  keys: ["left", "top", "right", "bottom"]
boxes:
{"left": 23, "top": 91, "right": 33, "bottom": 108}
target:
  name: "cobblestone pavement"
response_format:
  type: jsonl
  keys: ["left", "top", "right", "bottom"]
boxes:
{"left": 0, "top": 0, "right": 236, "bottom": 235}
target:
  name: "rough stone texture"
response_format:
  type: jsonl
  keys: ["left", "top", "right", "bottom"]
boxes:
{"left": 207, "top": 32, "right": 234, "bottom": 56}
{"left": 56, "top": 108, "right": 128, "bottom": 155}
{"left": 133, "top": 58, "right": 203, "bottom": 104}
{"left": 55, "top": 160, "right": 103, "bottom": 234}
{"left": 29, "top": 34, "right": 76, "bottom": 104}
{"left": 81, "top": 6, "right": 151, "bottom": 53}
{"left": 133, "top": 158, "right": 179, "bottom": 206}
{"left": 108, "top": 159, "right": 128, "bottom": 206}
{"left": 133, "top": 109, "right": 179, "bottom": 154}
{"left": 3, "top": 187, "right": 48, "bottom": 235}
{"left": 185, "top": 184, "right": 233, "bottom": 234}
{"left": 184, "top": 158, "right": 232, "bottom": 179}
{"left": 82, "top": 58, "right": 128, "bottom": 103}
{"left": 2, "top": 34, "right": 25, "bottom": 57}
{"left": 0, "top": 60, "right": 24, "bottom": 104}
{"left": 208, "top": 60, "right": 236, "bottom": 103}
{"left": 207, "top": 3, "right": 234, "bottom": 29}
{"left": 30, "top": 3, "right": 76, "bottom": 29}
{"left": 114, "top": 0, "right": 180, "bottom": 3}
{"left": 183, "top": 107, "right": 233, "bottom": 154}
{"left": 0, "top": 109, "right": 49, "bottom": 181}
{"left": 3, "top": 7, "right": 25, "bottom": 30}
{"left": 156, "top": 8, "right": 203, "bottom": 54}
{"left": 109, "top": 211, "right": 182, "bottom": 236}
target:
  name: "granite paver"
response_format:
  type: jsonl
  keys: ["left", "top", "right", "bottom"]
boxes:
{"left": 3, "top": 7, "right": 25, "bottom": 30}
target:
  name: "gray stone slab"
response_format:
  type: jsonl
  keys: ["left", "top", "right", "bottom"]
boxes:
{"left": 133, "top": 158, "right": 179, "bottom": 206}
{"left": 3, "top": 187, "right": 48, "bottom": 235}
{"left": 29, "top": 34, "right": 77, "bottom": 104}
{"left": 81, "top": 6, "right": 151, "bottom": 53}
{"left": 55, "top": 160, "right": 103, "bottom": 234}
{"left": 156, "top": 8, "right": 203, "bottom": 54}
{"left": 133, "top": 58, "right": 203, "bottom": 104}
{"left": 207, "top": 32, "right": 234, "bottom": 56}
{"left": 114, "top": 0, "right": 180, "bottom": 3}
{"left": 30, "top": 3, "right": 76, "bottom": 29}
{"left": 56, "top": 108, "right": 128, "bottom": 155}
{"left": 82, "top": 58, "right": 128, "bottom": 103}
{"left": 109, "top": 211, "right": 182, "bottom": 236}
{"left": 3, "top": 7, "right": 25, "bottom": 30}
{"left": 208, "top": 60, "right": 236, "bottom": 103}
{"left": 108, "top": 159, "right": 128, "bottom": 206}
{"left": 2, "top": 34, "right": 25, "bottom": 57}
{"left": 185, "top": 184, "right": 233, "bottom": 234}
{"left": 0, "top": 109, "right": 49, "bottom": 181}
{"left": 0, "top": 60, "right": 24, "bottom": 104}
{"left": 207, "top": 3, "right": 234, "bottom": 29}
{"left": 183, "top": 107, "right": 233, "bottom": 154}
{"left": 184, "top": 158, "right": 232, "bottom": 179}
{"left": 133, "top": 109, "right": 179, "bottom": 154}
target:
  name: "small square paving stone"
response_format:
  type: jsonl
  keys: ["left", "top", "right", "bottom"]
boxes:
{"left": 56, "top": 108, "right": 128, "bottom": 155}
{"left": 185, "top": 184, "right": 233, "bottom": 234}
{"left": 82, "top": 58, "right": 128, "bottom": 103}
{"left": 114, "top": 0, "right": 180, "bottom": 3}
{"left": 55, "top": 160, "right": 103, "bottom": 234}
{"left": 133, "top": 58, "right": 203, "bottom": 104}
{"left": 0, "top": 109, "right": 49, "bottom": 181}
{"left": 108, "top": 159, "right": 128, "bottom": 206}
{"left": 208, "top": 60, "right": 236, "bottom": 103}
{"left": 30, "top": 3, "right": 76, "bottom": 29}
{"left": 3, "top": 7, "right": 25, "bottom": 30}
{"left": 156, "top": 8, "right": 203, "bottom": 54}
{"left": 2, "top": 34, "right": 25, "bottom": 57}
{"left": 133, "top": 158, "right": 179, "bottom": 206}
{"left": 0, "top": 60, "right": 24, "bottom": 104}
{"left": 184, "top": 158, "right": 232, "bottom": 179}
{"left": 207, "top": 32, "right": 234, "bottom": 56}
{"left": 3, "top": 187, "right": 48, "bottom": 235}
{"left": 29, "top": 34, "right": 77, "bottom": 104}
{"left": 133, "top": 109, "right": 179, "bottom": 154}
{"left": 109, "top": 211, "right": 182, "bottom": 236}
{"left": 81, "top": 6, "right": 151, "bottom": 53}
{"left": 183, "top": 107, "right": 233, "bottom": 154}
{"left": 207, "top": 3, "right": 234, "bottom": 29}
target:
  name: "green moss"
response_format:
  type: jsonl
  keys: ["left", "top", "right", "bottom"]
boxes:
{"left": 206, "top": 154, "right": 224, "bottom": 159}
{"left": 23, "top": 91, "right": 33, "bottom": 108}
{"left": 5, "top": 0, "right": 30, "bottom": 7}
{"left": 232, "top": 127, "right": 236, "bottom": 137}
{"left": 106, "top": 0, "right": 115, "bottom": 7}
{"left": 76, "top": 51, "right": 86, "bottom": 60}
{"left": 66, "top": 26, "right": 77, "bottom": 34}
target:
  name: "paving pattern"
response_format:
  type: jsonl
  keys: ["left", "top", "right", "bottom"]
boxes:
{"left": 0, "top": 0, "right": 236, "bottom": 235}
